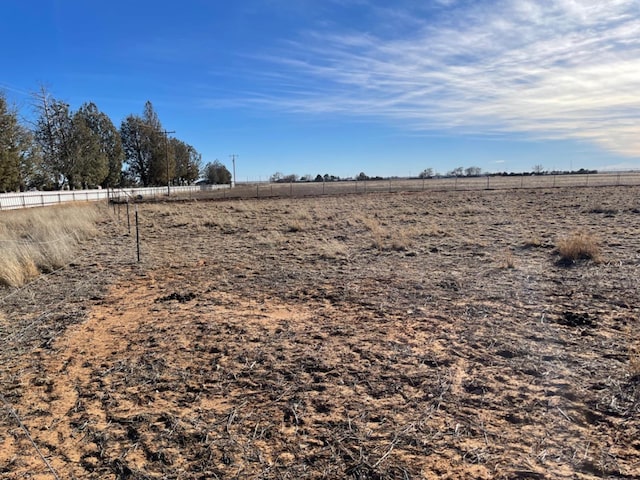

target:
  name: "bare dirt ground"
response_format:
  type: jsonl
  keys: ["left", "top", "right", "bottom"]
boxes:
{"left": 1, "top": 186, "right": 639, "bottom": 479}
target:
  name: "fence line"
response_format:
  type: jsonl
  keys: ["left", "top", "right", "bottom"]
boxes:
{"left": 181, "top": 172, "right": 640, "bottom": 201}
{"left": 1, "top": 173, "right": 639, "bottom": 210}
{"left": 0, "top": 184, "right": 231, "bottom": 211}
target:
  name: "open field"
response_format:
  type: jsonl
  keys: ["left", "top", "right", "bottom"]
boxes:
{"left": 1, "top": 186, "right": 639, "bottom": 479}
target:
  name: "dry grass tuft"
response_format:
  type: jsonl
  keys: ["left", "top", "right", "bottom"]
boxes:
{"left": 318, "top": 239, "right": 348, "bottom": 260}
{"left": 629, "top": 342, "right": 640, "bottom": 379}
{"left": 0, "top": 204, "right": 101, "bottom": 287}
{"left": 556, "top": 231, "right": 601, "bottom": 264}
{"left": 286, "top": 218, "right": 305, "bottom": 233}
{"left": 390, "top": 228, "right": 413, "bottom": 251}
{"left": 499, "top": 250, "right": 516, "bottom": 269}
{"left": 358, "top": 215, "right": 414, "bottom": 251}
{"left": 522, "top": 237, "right": 544, "bottom": 249}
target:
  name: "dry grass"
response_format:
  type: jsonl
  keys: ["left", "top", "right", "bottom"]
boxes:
{"left": 630, "top": 342, "right": 640, "bottom": 379}
{"left": 0, "top": 204, "right": 101, "bottom": 287}
{"left": 500, "top": 250, "right": 517, "bottom": 269}
{"left": 522, "top": 236, "right": 544, "bottom": 249}
{"left": 318, "top": 238, "right": 348, "bottom": 260}
{"left": 3, "top": 186, "right": 640, "bottom": 479}
{"left": 556, "top": 231, "right": 601, "bottom": 264}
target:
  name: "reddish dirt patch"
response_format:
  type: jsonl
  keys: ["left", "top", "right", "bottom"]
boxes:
{"left": 1, "top": 187, "right": 639, "bottom": 479}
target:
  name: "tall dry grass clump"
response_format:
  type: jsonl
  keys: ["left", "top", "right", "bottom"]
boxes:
{"left": 629, "top": 341, "right": 640, "bottom": 380}
{"left": 556, "top": 231, "right": 601, "bottom": 264}
{"left": 0, "top": 204, "right": 101, "bottom": 287}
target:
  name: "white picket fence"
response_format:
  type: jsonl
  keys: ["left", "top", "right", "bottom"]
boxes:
{"left": 0, "top": 184, "right": 230, "bottom": 211}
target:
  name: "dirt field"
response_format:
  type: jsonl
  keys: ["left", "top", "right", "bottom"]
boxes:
{"left": 1, "top": 186, "right": 639, "bottom": 479}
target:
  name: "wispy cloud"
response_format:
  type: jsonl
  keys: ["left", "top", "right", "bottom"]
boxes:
{"left": 244, "top": 0, "right": 640, "bottom": 157}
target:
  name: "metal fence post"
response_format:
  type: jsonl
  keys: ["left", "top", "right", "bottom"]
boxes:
{"left": 135, "top": 205, "right": 140, "bottom": 262}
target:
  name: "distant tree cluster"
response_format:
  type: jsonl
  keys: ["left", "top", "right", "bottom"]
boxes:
{"left": 0, "top": 88, "right": 205, "bottom": 192}
{"left": 270, "top": 172, "right": 344, "bottom": 183}
{"left": 444, "top": 166, "right": 482, "bottom": 177}
{"left": 203, "top": 160, "right": 232, "bottom": 184}
{"left": 264, "top": 165, "right": 599, "bottom": 186}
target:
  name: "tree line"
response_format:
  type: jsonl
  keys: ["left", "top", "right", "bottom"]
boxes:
{"left": 0, "top": 89, "right": 230, "bottom": 192}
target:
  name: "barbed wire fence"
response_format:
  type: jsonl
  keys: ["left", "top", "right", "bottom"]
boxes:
{"left": 119, "top": 172, "right": 640, "bottom": 203}
{"left": 1, "top": 173, "right": 638, "bottom": 212}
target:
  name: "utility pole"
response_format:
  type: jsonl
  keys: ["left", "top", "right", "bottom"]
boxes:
{"left": 163, "top": 130, "right": 175, "bottom": 196}
{"left": 230, "top": 154, "right": 238, "bottom": 188}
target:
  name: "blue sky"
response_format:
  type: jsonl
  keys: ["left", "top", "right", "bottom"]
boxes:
{"left": 2, "top": 0, "right": 639, "bottom": 180}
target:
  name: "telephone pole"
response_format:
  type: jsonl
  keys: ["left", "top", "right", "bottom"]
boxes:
{"left": 230, "top": 154, "right": 238, "bottom": 187}
{"left": 163, "top": 130, "right": 175, "bottom": 195}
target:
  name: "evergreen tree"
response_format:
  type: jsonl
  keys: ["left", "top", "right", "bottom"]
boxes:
{"left": 172, "top": 138, "right": 201, "bottom": 185}
{"left": 33, "top": 88, "right": 76, "bottom": 189}
{"left": 120, "top": 101, "right": 165, "bottom": 186}
{"left": 0, "top": 93, "right": 27, "bottom": 191}
{"left": 75, "top": 102, "right": 123, "bottom": 187}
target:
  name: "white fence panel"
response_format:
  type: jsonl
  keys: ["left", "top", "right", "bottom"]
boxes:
{"left": 0, "top": 184, "right": 232, "bottom": 211}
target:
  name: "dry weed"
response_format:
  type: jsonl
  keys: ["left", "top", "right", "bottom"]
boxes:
{"left": 629, "top": 343, "right": 640, "bottom": 379}
{"left": 0, "top": 204, "right": 101, "bottom": 287}
{"left": 358, "top": 215, "right": 414, "bottom": 251}
{"left": 499, "top": 250, "right": 516, "bottom": 269}
{"left": 359, "top": 215, "right": 385, "bottom": 250}
{"left": 286, "top": 218, "right": 306, "bottom": 232}
{"left": 390, "top": 228, "right": 413, "bottom": 251}
{"left": 421, "top": 219, "right": 450, "bottom": 238}
{"left": 556, "top": 231, "right": 601, "bottom": 264}
{"left": 254, "top": 230, "right": 285, "bottom": 248}
{"left": 522, "top": 236, "right": 544, "bottom": 249}
{"left": 318, "top": 239, "right": 348, "bottom": 260}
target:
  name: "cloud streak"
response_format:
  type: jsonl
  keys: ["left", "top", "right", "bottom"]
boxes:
{"left": 247, "top": 0, "right": 640, "bottom": 157}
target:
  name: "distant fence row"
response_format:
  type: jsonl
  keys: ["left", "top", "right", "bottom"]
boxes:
{"left": 1, "top": 173, "right": 639, "bottom": 210}
{"left": 170, "top": 172, "right": 640, "bottom": 201}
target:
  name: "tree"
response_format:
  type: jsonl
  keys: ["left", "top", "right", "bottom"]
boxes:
{"left": 356, "top": 172, "right": 369, "bottom": 181}
{"left": 270, "top": 172, "right": 284, "bottom": 183}
{"left": 70, "top": 111, "right": 108, "bottom": 188}
{"left": 418, "top": 168, "right": 433, "bottom": 179}
{"left": 33, "top": 88, "right": 76, "bottom": 189}
{"left": 75, "top": 102, "right": 123, "bottom": 187}
{"left": 282, "top": 173, "right": 298, "bottom": 183}
{"left": 314, "top": 174, "right": 324, "bottom": 182}
{"left": 465, "top": 166, "right": 482, "bottom": 177}
{"left": 448, "top": 166, "right": 464, "bottom": 177}
{"left": 120, "top": 101, "right": 165, "bottom": 187}
{"left": 172, "top": 138, "right": 201, "bottom": 185}
{"left": 203, "top": 160, "right": 231, "bottom": 184}
{"left": 33, "top": 91, "right": 122, "bottom": 189}
{"left": 0, "top": 93, "right": 31, "bottom": 191}
{"left": 532, "top": 164, "right": 544, "bottom": 174}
